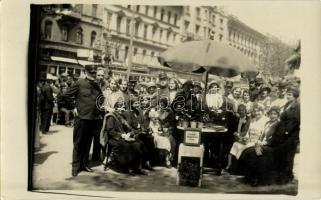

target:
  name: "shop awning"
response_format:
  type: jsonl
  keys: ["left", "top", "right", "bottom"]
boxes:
{"left": 50, "top": 56, "right": 78, "bottom": 64}
{"left": 78, "top": 60, "right": 102, "bottom": 66}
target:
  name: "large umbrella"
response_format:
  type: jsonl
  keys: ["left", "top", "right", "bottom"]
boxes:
{"left": 158, "top": 40, "right": 257, "bottom": 94}
{"left": 158, "top": 40, "right": 257, "bottom": 77}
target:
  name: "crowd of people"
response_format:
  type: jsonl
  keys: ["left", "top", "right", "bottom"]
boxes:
{"left": 35, "top": 65, "right": 300, "bottom": 187}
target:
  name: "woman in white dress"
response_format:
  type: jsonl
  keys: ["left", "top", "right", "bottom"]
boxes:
{"left": 206, "top": 81, "right": 224, "bottom": 111}
{"left": 229, "top": 103, "right": 269, "bottom": 160}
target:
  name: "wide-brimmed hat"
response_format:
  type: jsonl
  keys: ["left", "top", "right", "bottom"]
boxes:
{"left": 287, "top": 86, "right": 300, "bottom": 98}
{"left": 259, "top": 85, "right": 271, "bottom": 94}
{"left": 128, "top": 75, "right": 138, "bottom": 83}
{"left": 208, "top": 81, "right": 220, "bottom": 89}
{"left": 225, "top": 81, "right": 234, "bottom": 88}
{"left": 267, "top": 106, "right": 280, "bottom": 116}
{"left": 278, "top": 80, "right": 288, "bottom": 89}
{"left": 158, "top": 72, "right": 168, "bottom": 80}
{"left": 255, "top": 77, "right": 264, "bottom": 86}
{"left": 84, "top": 65, "right": 97, "bottom": 74}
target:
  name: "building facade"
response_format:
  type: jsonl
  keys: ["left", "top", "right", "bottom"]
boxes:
{"left": 180, "top": 6, "right": 229, "bottom": 43}
{"left": 227, "top": 15, "right": 267, "bottom": 65}
{"left": 39, "top": 4, "right": 104, "bottom": 79}
{"left": 38, "top": 4, "right": 269, "bottom": 81}
{"left": 102, "top": 5, "right": 183, "bottom": 81}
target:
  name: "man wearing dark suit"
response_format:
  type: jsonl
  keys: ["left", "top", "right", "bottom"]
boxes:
{"left": 62, "top": 65, "right": 103, "bottom": 176}
{"left": 40, "top": 80, "right": 55, "bottom": 134}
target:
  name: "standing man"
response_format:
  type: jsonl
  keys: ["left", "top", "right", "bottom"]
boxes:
{"left": 40, "top": 78, "right": 55, "bottom": 134}
{"left": 128, "top": 75, "right": 139, "bottom": 98}
{"left": 63, "top": 65, "right": 104, "bottom": 176}
{"left": 157, "top": 72, "right": 170, "bottom": 106}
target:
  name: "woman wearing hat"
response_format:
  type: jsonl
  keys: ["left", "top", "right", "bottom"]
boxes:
{"left": 238, "top": 88, "right": 300, "bottom": 186}
{"left": 241, "top": 89, "right": 253, "bottom": 117}
{"left": 104, "top": 78, "right": 123, "bottom": 112}
{"left": 256, "top": 85, "right": 272, "bottom": 113}
{"left": 206, "top": 81, "right": 224, "bottom": 112}
{"left": 100, "top": 99, "right": 148, "bottom": 175}
{"left": 168, "top": 78, "right": 179, "bottom": 104}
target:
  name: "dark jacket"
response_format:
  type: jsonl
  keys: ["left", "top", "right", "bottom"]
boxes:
{"left": 40, "top": 83, "right": 54, "bottom": 110}
{"left": 231, "top": 115, "right": 251, "bottom": 137}
{"left": 268, "top": 100, "right": 300, "bottom": 151}
{"left": 62, "top": 78, "right": 103, "bottom": 120}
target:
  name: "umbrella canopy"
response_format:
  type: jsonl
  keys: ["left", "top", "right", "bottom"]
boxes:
{"left": 158, "top": 40, "right": 257, "bottom": 77}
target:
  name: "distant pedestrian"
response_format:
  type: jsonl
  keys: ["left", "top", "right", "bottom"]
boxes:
{"left": 40, "top": 79, "right": 55, "bottom": 134}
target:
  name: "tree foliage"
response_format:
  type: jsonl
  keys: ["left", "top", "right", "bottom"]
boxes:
{"left": 259, "top": 36, "right": 293, "bottom": 79}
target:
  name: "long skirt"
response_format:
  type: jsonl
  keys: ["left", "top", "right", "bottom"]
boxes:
{"left": 108, "top": 138, "right": 146, "bottom": 172}
{"left": 230, "top": 142, "right": 255, "bottom": 159}
{"left": 238, "top": 146, "right": 276, "bottom": 182}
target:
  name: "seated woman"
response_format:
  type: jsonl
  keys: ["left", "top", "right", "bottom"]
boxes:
{"left": 158, "top": 98, "right": 177, "bottom": 167}
{"left": 238, "top": 86, "right": 300, "bottom": 186}
{"left": 123, "top": 97, "right": 155, "bottom": 170}
{"left": 100, "top": 99, "right": 147, "bottom": 175}
{"left": 227, "top": 103, "right": 268, "bottom": 168}
{"left": 225, "top": 104, "right": 250, "bottom": 171}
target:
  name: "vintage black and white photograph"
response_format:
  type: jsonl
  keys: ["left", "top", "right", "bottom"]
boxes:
{"left": 28, "top": 3, "right": 303, "bottom": 195}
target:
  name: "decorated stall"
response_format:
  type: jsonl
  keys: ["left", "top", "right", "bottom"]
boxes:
{"left": 158, "top": 40, "right": 257, "bottom": 186}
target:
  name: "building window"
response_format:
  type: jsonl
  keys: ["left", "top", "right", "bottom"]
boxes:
{"left": 203, "top": 27, "right": 207, "bottom": 38}
{"left": 161, "top": 9, "right": 165, "bottom": 21}
{"left": 61, "top": 26, "right": 68, "bottom": 41}
{"left": 153, "top": 6, "right": 157, "bottom": 18}
{"left": 126, "top": 19, "right": 131, "bottom": 35}
{"left": 173, "top": 33, "right": 176, "bottom": 43}
{"left": 127, "top": 5, "right": 131, "bottom": 9}
{"left": 135, "top": 21, "right": 140, "bottom": 37}
{"left": 151, "top": 51, "right": 155, "bottom": 57}
{"left": 145, "top": 6, "right": 149, "bottom": 15}
{"left": 44, "top": 20, "right": 53, "bottom": 39}
{"left": 106, "top": 12, "right": 112, "bottom": 29}
{"left": 210, "top": 30, "right": 215, "bottom": 40}
{"left": 196, "top": 7, "right": 200, "bottom": 18}
{"left": 159, "top": 29, "right": 163, "bottom": 42}
{"left": 143, "top": 24, "right": 148, "bottom": 39}
{"left": 166, "top": 31, "right": 170, "bottom": 42}
{"left": 133, "top": 48, "right": 137, "bottom": 56}
{"left": 219, "top": 34, "right": 223, "bottom": 41}
{"left": 184, "top": 21, "right": 189, "bottom": 32}
{"left": 116, "top": 16, "right": 122, "bottom": 32}
{"left": 152, "top": 26, "right": 157, "bottom": 40}
{"left": 174, "top": 14, "right": 178, "bottom": 26}
{"left": 213, "top": 15, "right": 216, "bottom": 23}
{"left": 92, "top": 4, "right": 98, "bottom": 17}
{"left": 136, "top": 5, "right": 140, "bottom": 12}
{"left": 185, "top": 6, "right": 190, "bottom": 14}
{"left": 124, "top": 46, "right": 129, "bottom": 60}
{"left": 220, "top": 18, "right": 223, "bottom": 24}
{"left": 196, "top": 25, "right": 200, "bottom": 35}
{"left": 76, "top": 28, "right": 83, "bottom": 44}
{"left": 142, "top": 49, "right": 146, "bottom": 60}
{"left": 115, "top": 48, "right": 119, "bottom": 59}
{"left": 168, "top": 11, "right": 171, "bottom": 23}
{"left": 90, "top": 31, "right": 96, "bottom": 47}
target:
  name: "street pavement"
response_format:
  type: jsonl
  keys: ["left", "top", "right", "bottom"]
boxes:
{"left": 32, "top": 124, "right": 298, "bottom": 195}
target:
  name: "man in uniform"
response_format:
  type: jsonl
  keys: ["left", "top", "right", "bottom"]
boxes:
{"left": 62, "top": 65, "right": 104, "bottom": 176}
{"left": 157, "top": 72, "right": 170, "bottom": 106}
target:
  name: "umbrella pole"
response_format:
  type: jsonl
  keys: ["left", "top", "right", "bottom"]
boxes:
{"left": 202, "top": 70, "right": 209, "bottom": 107}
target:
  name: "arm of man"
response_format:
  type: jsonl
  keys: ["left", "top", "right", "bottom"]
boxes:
{"left": 62, "top": 81, "right": 80, "bottom": 100}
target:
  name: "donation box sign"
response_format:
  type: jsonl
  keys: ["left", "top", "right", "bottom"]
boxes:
{"left": 184, "top": 129, "right": 201, "bottom": 146}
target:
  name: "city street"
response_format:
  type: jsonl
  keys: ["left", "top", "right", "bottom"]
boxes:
{"left": 32, "top": 124, "right": 298, "bottom": 195}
